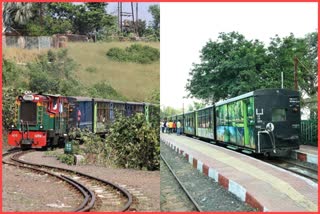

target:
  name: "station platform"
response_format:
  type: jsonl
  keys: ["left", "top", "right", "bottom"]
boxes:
{"left": 160, "top": 134, "right": 318, "bottom": 212}
{"left": 291, "top": 145, "right": 318, "bottom": 165}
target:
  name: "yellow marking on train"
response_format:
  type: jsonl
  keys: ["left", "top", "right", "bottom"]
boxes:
{"left": 163, "top": 134, "right": 317, "bottom": 211}
{"left": 49, "top": 114, "right": 54, "bottom": 118}
{"left": 37, "top": 102, "right": 42, "bottom": 106}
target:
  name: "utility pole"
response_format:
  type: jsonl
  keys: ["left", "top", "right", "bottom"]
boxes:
{"left": 118, "top": 3, "right": 136, "bottom": 34}
{"left": 117, "top": 2, "right": 120, "bottom": 33}
{"left": 136, "top": 3, "right": 138, "bottom": 34}
{"left": 294, "top": 56, "right": 298, "bottom": 91}
{"left": 120, "top": 2, "right": 123, "bottom": 33}
{"left": 131, "top": 2, "right": 135, "bottom": 34}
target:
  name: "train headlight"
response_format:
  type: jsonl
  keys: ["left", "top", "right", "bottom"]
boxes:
{"left": 11, "top": 124, "right": 15, "bottom": 129}
{"left": 39, "top": 125, "right": 43, "bottom": 129}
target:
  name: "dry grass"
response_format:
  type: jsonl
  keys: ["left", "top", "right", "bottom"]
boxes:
{"left": 2, "top": 47, "right": 49, "bottom": 64}
{"left": 2, "top": 41, "right": 160, "bottom": 101}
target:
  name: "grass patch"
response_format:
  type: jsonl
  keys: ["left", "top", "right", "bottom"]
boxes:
{"left": 85, "top": 66, "right": 97, "bottom": 73}
{"left": 3, "top": 41, "right": 160, "bottom": 102}
{"left": 106, "top": 44, "right": 160, "bottom": 64}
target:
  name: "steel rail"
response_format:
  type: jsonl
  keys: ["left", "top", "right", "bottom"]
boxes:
{"left": 3, "top": 154, "right": 92, "bottom": 212}
{"left": 11, "top": 151, "right": 133, "bottom": 212}
{"left": 160, "top": 154, "right": 202, "bottom": 212}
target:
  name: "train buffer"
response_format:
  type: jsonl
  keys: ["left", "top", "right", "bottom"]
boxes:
{"left": 160, "top": 133, "right": 318, "bottom": 212}
{"left": 291, "top": 145, "right": 318, "bottom": 165}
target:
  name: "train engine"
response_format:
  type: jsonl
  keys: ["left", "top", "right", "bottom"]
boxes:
{"left": 8, "top": 92, "right": 75, "bottom": 149}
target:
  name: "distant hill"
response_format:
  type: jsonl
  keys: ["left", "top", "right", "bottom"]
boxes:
{"left": 2, "top": 41, "right": 160, "bottom": 102}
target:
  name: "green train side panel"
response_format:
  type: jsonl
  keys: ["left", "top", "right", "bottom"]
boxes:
{"left": 93, "top": 102, "right": 97, "bottom": 133}
{"left": 216, "top": 97, "right": 255, "bottom": 149}
{"left": 216, "top": 105, "right": 229, "bottom": 142}
{"left": 195, "top": 111, "right": 198, "bottom": 135}
{"left": 184, "top": 113, "right": 195, "bottom": 135}
{"left": 247, "top": 97, "right": 255, "bottom": 149}
{"left": 196, "top": 108, "right": 214, "bottom": 139}
{"left": 145, "top": 104, "right": 149, "bottom": 123}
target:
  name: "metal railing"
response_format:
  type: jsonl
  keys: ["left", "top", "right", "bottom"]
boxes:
{"left": 300, "top": 120, "right": 318, "bottom": 146}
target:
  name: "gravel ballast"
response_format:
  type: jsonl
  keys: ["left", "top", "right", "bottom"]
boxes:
{"left": 161, "top": 141, "right": 255, "bottom": 211}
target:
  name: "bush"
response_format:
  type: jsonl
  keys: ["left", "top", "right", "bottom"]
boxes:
{"left": 57, "top": 153, "right": 75, "bottom": 165}
{"left": 106, "top": 112, "right": 159, "bottom": 170}
{"left": 106, "top": 44, "right": 160, "bottom": 64}
{"left": 2, "top": 87, "right": 26, "bottom": 130}
{"left": 88, "top": 82, "right": 126, "bottom": 100}
{"left": 27, "top": 49, "right": 83, "bottom": 96}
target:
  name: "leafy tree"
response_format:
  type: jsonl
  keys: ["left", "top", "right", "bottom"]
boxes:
{"left": 186, "top": 31, "right": 318, "bottom": 105}
{"left": 186, "top": 32, "right": 268, "bottom": 102}
{"left": 148, "top": 4, "right": 160, "bottom": 39}
{"left": 3, "top": 3, "right": 33, "bottom": 33}
{"left": 263, "top": 33, "right": 306, "bottom": 90}
{"left": 73, "top": 3, "right": 115, "bottom": 35}
{"left": 161, "top": 106, "right": 182, "bottom": 119}
{"left": 148, "top": 5, "right": 159, "bottom": 30}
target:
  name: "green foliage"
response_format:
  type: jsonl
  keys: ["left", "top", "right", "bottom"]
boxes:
{"left": 148, "top": 5, "right": 160, "bottom": 30}
{"left": 57, "top": 153, "right": 75, "bottom": 165}
{"left": 147, "top": 89, "right": 160, "bottom": 105}
{"left": 106, "top": 113, "right": 159, "bottom": 170}
{"left": 106, "top": 44, "right": 160, "bottom": 64}
{"left": 146, "top": 5, "right": 160, "bottom": 41}
{"left": 188, "top": 102, "right": 206, "bottom": 112}
{"left": 186, "top": 31, "right": 318, "bottom": 105}
{"left": 27, "top": 49, "right": 83, "bottom": 96}
{"left": 88, "top": 82, "right": 126, "bottom": 100}
{"left": 160, "top": 106, "right": 182, "bottom": 119}
{"left": 3, "top": 59, "right": 22, "bottom": 87}
{"left": 2, "top": 88, "right": 26, "bottom": 130}
{"left": 85, "top": 66, "right": 97, "bottom": 73}
{"left": 5, "top": 3, "right": 116, "bottom": 36}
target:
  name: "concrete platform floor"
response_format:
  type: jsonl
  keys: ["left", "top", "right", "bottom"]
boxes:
{"left": 161, "top": 133, "right": 318, "bottom": 212}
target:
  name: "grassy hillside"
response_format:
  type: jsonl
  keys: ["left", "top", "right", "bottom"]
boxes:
{"left": 3, "top": 41, "right": 160, "bottom": 102}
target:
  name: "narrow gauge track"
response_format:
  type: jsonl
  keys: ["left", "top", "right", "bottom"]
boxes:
{"left": 3, "top": 150, "right": 94, "bottom": 212}
{"left": 3, "top": 150, "right": 133, "bottom": 212}
{"left": 160, "top": 154, "right": 201, "bottom": 212}
{"left": 261, "top": 158, "right": 318, "bottom": 182}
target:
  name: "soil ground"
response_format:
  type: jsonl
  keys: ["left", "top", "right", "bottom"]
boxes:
{"left": 2, "top": 149, "right": 160, "bottom": 211}
{"left": 2, "top": 164, "right": 82, "bottom": 212}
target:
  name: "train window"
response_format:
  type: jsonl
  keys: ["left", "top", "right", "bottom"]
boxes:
{"left": 272, "top": 108, "right": 286, "bottom": 122}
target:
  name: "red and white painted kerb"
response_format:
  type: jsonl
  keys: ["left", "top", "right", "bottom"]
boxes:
{"left": 161, "top": 137, "right": 268, "bottom": 212}
{"left": 291, "top": 150, "right": 318, "bottom": 165}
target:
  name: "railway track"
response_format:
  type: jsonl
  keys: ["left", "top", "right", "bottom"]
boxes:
{"left": 160, "top": 154, "right": 201, "bottom": 212}
{"left": 3, "top": 150, "right": 133, "bottom": 212}
{"left": 262, "top": 157, "right": 318, "bottom": 182}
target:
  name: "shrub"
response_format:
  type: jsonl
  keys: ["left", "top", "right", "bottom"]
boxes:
{"left": 85, "top": 66, "right": 97, "bottom": 73}
{"left": 106, "top": 44, "right": 159, "bottom": 64}
{"left": 88, "top": 82, "right": 126, "bottom": 100}
{"left": 57, "top": 153, "right": 75, "bottom": 165}
{"left": 106, "top": 112, "right": 159, "bottom": 170}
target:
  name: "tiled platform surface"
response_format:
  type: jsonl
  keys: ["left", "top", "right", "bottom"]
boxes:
{"left": 291, "top": 145, "right": 318, "bottom": 165}
{"left": 161, "top": 134, "right": 318, "bottom": 212}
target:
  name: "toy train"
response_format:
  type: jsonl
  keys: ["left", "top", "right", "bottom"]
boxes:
{"left": 166, "top": 89, "right": 301, "bottom": 156}
{"left": 8, "top": 92, "right": 158, "bottom": 149}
